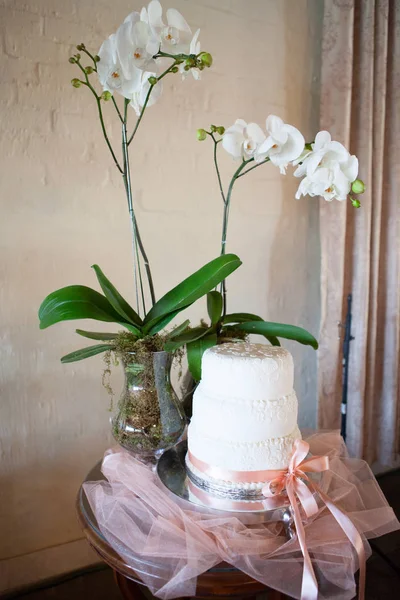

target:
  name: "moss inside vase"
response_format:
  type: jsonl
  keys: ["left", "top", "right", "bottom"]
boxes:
{"left": 109, "top": 332, "right": 185, "bottom": 455}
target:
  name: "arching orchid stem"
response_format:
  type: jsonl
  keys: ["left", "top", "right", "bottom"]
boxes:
{"left": 127, "top": 83, "right": 154, "bottom": 146}
{"left": 237, "top": 157, "right": 270, "bottom": 178}
{"left": 210, "top": 134, "right": 226, "bottom": 204}
{"left": 127, "top": 61, "right": 178, "bottom": 146}
{"left": 74, "top": 59, "right": 124, "bottom": 174}
{"left": 112, "top": 96, "right": 124, "bottom": 123}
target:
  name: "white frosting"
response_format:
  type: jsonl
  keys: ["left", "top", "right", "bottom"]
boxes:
{"left": 188, "top": 424, "right": 301, "bottom": 471}
{"left": 192, "top": 388, "right": 298, "bottom": 441}
{"left": 187, "top": 342, "right": 301, "bottom": 478}
{"left": 200, "top": 342, "right": 294, "bottom": 400}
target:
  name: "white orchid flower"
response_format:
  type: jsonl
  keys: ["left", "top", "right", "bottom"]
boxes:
{"left": 293, "top": 131, "right": 350, "bottom": 177}
{"left": 179, "top": 29, "right": 201, "bottom": 80}
{"left": 142, "top": 0, "right": 194, "bottom": 54}
{"left": 97, "top": 34, "right": 142, "bottom": 98}
{"left": 255, "top": 115, "right": 305, "bottom": 173}
{"left": 294, "top": 131, "right": 359, "bottom": 201}
{"left": 222, "top": 119, "right": 266, "bottom": 160}
{"left": 130, "top": 71, "right": 163, "bottom": 116}
{"left": 116, "top": 12, "right": 159, "bottom": 77}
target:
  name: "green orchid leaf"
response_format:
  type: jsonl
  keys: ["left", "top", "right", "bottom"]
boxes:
{"left": 168, "top": 319, "right": 190, "bottom": 339}
{"left": 39, "top": 285, "right": 128, "bottom": 329}
{"left": 76, "top": 329, "right": 118, "bottom": 341}
{"left": 187, "top": 333, "right": 218, "bottom": 381}
{"left": 164, "top": 326, "right": 211, "bottom": 352}
{"left": 120, "top": 322, "right": 142, "bottom": 336}
{"left": 145, "top": 309, "right": 183, "bottom": 336}
{"left": 235, "top": 321, "right": 318, "bottom": 350}
{"left": 91, "top": 264, "right": 143, "bottom": 327}
{"left": 207, "top": 291, "right": 223, "bottom": 326}
{"left": 61, "top": 344, "right": 115, "bottom": 363}
{"left": 222, "top": 312, "right": 264, "bottom": 324}
{"left": 143, "top": 254, "right": 242, "bottom": 332}
{"left": 265, "top": 335, "right": 281, "bottom": 346}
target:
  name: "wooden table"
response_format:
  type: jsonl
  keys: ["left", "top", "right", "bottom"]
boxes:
{"left": 77, "top": 462, "right": 288, "bottom": 599}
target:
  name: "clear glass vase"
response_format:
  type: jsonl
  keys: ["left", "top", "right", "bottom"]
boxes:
{"left": 112, "top": 350, "right": 186, "bottom": 462}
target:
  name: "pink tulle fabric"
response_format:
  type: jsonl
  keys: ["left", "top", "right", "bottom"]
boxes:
{"left": 83, "top": 431, "right": 399, "bottom": 599}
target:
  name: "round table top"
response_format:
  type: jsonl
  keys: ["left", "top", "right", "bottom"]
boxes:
{"left": 76, "top": 461, "right": 279, "bottom": 597}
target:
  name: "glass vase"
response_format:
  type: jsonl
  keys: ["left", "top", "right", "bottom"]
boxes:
{"left": 112, "top": 350, "right": 186, "bottom": 462}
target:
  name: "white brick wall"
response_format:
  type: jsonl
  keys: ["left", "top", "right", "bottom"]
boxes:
{"left": 0, "top": 0, "right": 323, "bottom": 589}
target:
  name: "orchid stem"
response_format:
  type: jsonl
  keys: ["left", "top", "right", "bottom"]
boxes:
{"left": 73, "top": 56, "right": 156, "bottom": 312}
{"left": 237, "top": 158, "right": 270, "bottom": 178}
{"left": 122, "top": 100, "right": 155, "bottom": 312}
{"left": 112, "top": 96, "right": 124, "bottom": 123}
{"left": 218, "top": 159, "right": 253, "bottom": 315}
{"left": 75, "top": 60, "right": 123, "bottom": 174}
{"left": 127, "top": 61, "right": 178, "bottom": 146}
{"left": 210, "top": 134, "right": 226, "bottom": 204}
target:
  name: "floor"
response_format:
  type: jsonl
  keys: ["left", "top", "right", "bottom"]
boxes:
{"left": 5, "top": 470, "right": 400, "bottom": 600}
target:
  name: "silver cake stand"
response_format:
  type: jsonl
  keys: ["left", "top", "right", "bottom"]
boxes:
{"left": 157, "top": 440, "right": 295, "bottom": 536}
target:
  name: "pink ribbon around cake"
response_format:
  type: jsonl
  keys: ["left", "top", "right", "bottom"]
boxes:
{"left": 190, "top": 439, "right": 366, "bottom": 600}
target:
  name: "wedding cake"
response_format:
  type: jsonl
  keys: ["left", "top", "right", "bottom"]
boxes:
{"left": 186, "top": 342, "right": 301, "bottom": 497}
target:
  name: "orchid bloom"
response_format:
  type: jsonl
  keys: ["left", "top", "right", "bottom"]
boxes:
{"left": 255, "top": 115, "right": 305, "bottom": 173}
{"left": 294, "top": 131, "right": 359, "bottom": 201}
{"left": 222, "top": 120, "right": 266, "bottom": 160}
{"left": 130, "top": 71, "right": 163, "bottom": 116}
{"left": 97, "top": 34, "right": 142, "bottom": 98}
{"left": 116, "top": 12, "right": 159, "bottom": 77}
{"left": 142, "top": 0, "right": 194, "bottom": 54}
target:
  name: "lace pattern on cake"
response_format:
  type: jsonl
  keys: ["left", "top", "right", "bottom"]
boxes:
{"left": 204, "top": 391, "right": 297, "bottom": 420}
{"left": 188, "top": 426, "right": 302, "bottom": 472}
{"left": 209, "top": 343, "right": 288, "bottom": 384}
{"left": 186, "top": 426, "right": 301, "bottom": 490}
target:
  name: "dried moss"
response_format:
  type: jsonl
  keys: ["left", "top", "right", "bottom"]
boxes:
{"left": 104, "top": 331, "right": 184, "bottom": 455}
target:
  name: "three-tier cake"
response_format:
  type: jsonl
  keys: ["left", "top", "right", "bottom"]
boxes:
{"left": 186, "top": 342, "right": 301, "bottom": 498}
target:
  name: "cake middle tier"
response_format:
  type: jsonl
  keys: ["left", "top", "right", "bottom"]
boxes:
{"left": 191, "top": 385, "right": 298, "bottom": 442}
{"left": 188, "top": 423, "right": 302, "bottom": 471}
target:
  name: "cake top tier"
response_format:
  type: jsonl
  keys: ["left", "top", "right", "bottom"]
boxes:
{"left": 200, "top": 342, "right": 294, "bottom": 400}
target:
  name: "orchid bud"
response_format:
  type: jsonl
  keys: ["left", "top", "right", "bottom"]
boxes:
{"left": 71, "top": 78, "right": 81, "bottom": 88}
{"left": 175, "top": 58, "right": 184, "bottom": 65}
{"left": 184, "top": 65, "right": 190, "bottom": 71}
{"left": 351, "top": 197, "right": 361, "bottom": 208}
{"left": 197, "top": 129, "right": 207, "bottom": 141}
{"left": 75, "top": 53, "right": 81, "bottom": 60}
{"left": 185, "top": 57, "right": 196, "bottom": 68}
{"left": 210, "top": 125, "right": 217, "bottom": 133}
{"left": 94, "top": 55, "right": 100, "bottom": 63}
{"left": 200, "top": 52, "right": 213, "bottom": 67}
{"left": 85, "top": 66, "right": 94, "bottom": 74}
{"left": 148, "top": 76, "right": 157, "bottom": 85}
{"left": 216, "top": 126, "right": 225, "bottom": 135}
{"left": 198, "top": 63, "right": 205, "bottom": 71}
{"left": 69, "top": 57, "right": 76, "bottom": 64}
{"left": 171, "top": 66, "right": 179, "bottom": 73}
{"left": 76, "top": 43, "right": 85, "bottom": 51}
{"left": 101, "top": 90, "right": 112, "bottom": 101}
{"left": 351, "top": 179, "right": 365, "bottom": 194}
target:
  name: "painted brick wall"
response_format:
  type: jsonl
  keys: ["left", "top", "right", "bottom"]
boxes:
{"left": 0, "top": 0, "right": 323, "bottom": 590}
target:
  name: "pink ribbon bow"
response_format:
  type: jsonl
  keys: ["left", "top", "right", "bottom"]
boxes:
{"left": 262, "top": 439, "right": 366, "bottom": 600}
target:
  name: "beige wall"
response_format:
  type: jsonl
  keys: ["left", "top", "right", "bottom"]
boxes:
{"left": 0, "top": 0, "right": 322, "bottom": 591}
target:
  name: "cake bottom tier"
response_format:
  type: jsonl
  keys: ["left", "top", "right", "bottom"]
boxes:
{"left": 186, "top": 425, "right": 301, "bottom": 496}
